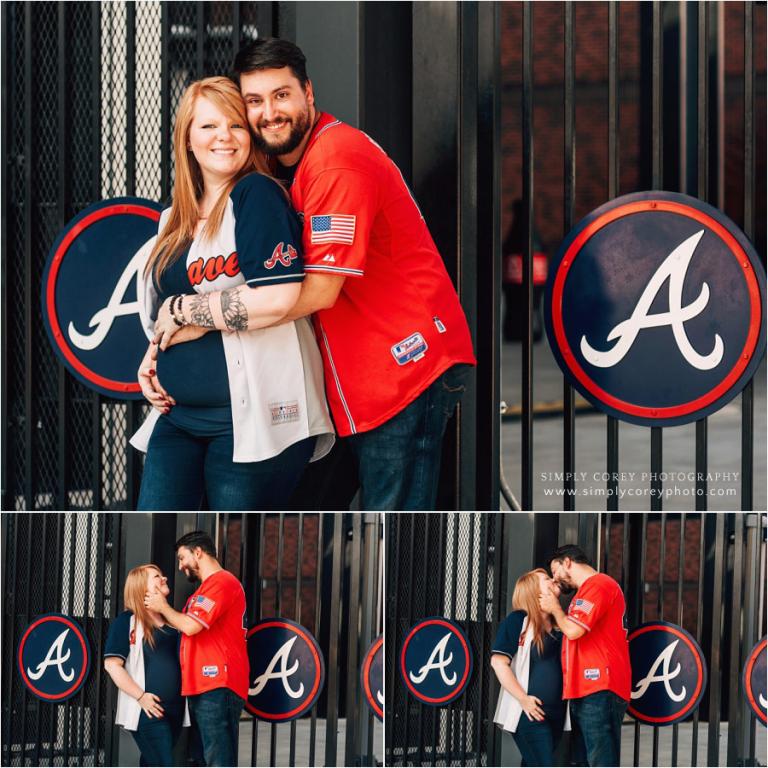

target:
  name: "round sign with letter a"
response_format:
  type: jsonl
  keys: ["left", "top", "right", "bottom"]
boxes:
{"left": 246, "top": 618, "right": 325, "bottom": 721}
{"left": 399, "top": 617, "right": 472, "bottom": 706}
{"left": 17, "top": 614, "right": 91, "bottom": 701}
{"left": 628, "top": 621, "right": 707, "bottom": 725}
{"left": 545, "top": 191, "right": 766, "bottom": 427}
{"left": 360, "top": 635, "right": 383, "bottom": 720}
{"left": 742, "top": 636, "right": 767, "bottom": 725}
{"left": 41, "top": 197, "right": 163, "bottom": 399}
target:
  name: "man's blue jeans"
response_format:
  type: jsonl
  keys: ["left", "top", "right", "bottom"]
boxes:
{"left": 188, "top": 688, "right": 244, "bottom": 767}
{"left": 569, "top": 690, "right": 628, "bottom": 767}
{"left": 346, "top": 364, "right": 471, "bottom": 510}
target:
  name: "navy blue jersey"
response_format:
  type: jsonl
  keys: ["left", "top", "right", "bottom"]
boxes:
{"left": 105, "top": 610, "right": 183, "bottom": 712}
{"left": 153, "top": 173, "right": 304, "bottom": 436}
{"left": 492, "top": 610, "right": 565, "bottom": 719}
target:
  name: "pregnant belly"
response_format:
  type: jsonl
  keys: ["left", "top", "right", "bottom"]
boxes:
{"left": 155, "top": 332, "right": 230, "bottom": 406}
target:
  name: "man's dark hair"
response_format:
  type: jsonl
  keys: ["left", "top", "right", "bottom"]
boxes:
{"left": 232, "top": 38, "right": 309, "bottom": 87}
{"left": 175, "top": 530, "right": 217, "bottom": 558}
{"left": 547, "top": 544, "right": 591, "bottom": 570}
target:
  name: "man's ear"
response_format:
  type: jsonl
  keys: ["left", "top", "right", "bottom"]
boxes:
{"left": 304, "top": 79, "right": 315, "bottom": 108}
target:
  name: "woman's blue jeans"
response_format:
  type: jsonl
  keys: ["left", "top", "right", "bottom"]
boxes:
{"left": 346, "top": 364, "right": 471, "bottom": 510}
{"left": 137, "top": 417, "right": 316, "bottom": 511}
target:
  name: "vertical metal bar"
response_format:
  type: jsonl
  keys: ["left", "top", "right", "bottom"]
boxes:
{"left": 521, "top": 1, "right": 534, "bottom": 510}
{"left": 251, "top": 514, "right": 267, "bottom": 766}
{"left": 23, "top": 2, "right": 34, "bottom": 511}
{"left": 1, "top": 516, "right": 18, "bottom": 765}
{"left": 650, "top": 428, "right": 662, "bottom": 511}
{"left": 289, "top": 513, "right": 304, "bottom": 767}
{"left": 671, "top": 511, "right": 685, "bottom": 767}
{"left": 651, "top": 512, "right": 667, "bottom": 766}
{"left": 726, "top": 515, "right": 744, "bottom": 766}
{"left": 474, "top": 516, "right": 490, "bottom": 765}
{"left": 741, "top": 1, "right": 754, "bottom": 512}
{"left": 633, "top": 513, "right": 648, "bottom": 766}
{"left": 691, "top": 512, "right": 706, "bottom": 765}
{"left": 48, "top": 514, "right": 65, "bottom": 762}
{"left": 57, "top": 2, "right": 71, "bottom": 511}
{"left": 706, "top": 513, "right": 725, "bottom": 766}
{"left": 417, "top": 516, "right": 432, "bottom": 765}
{"left": 459, "top": 515, "right": 476, "bottom": 765}
{"left": 606, "top": 1, "right": 620, "bottom": 511}
{"left": 344, "top": 515, "right": 363, "bottom": 768}
{"left": 695, "top": 1, "right": 710, "bottom": 510}
{"left": 19, "top": 515, "right": 34, "bottom": 763}
{"left": 562, "top": 1, "right": 576, "bottom": 510}
{"left": 0, "top": 0, "right": 9, "bottom": 513}
{"left": 32, "top": 515, "right": 47, "bottom": 766}
{"left": 430, "top": 515, "right": 445, "bottom": 766}
{"left": 62, "top": 515, "right": 77, "bottom": 763}
{"left": 324, "top": 515, "right": 344, "bottom": 767}
{"left": 196, "top": 2, "right": 205, "bottom": 77}
{"left": 91, "top": 515, "right": 107, "bottom": 765}
{"left": 160, "top": 2, "right": 170, "bottom": 202}
{"left": 105, "top": 513, "right": 123, "bottom": 766}
{"left": 76, "top": 513, "right": 94, "bottom": 764}
{"left": 447, "top": 514, "right": 460, "bottom": 762}
{"left": 270, "top": 513, "right": 284, "bottom": 766}
{"left": 309, "top": 514, "right": 325, "bottom": 767}
{"left": 91, "top": 2, "right": 102, "bottom": 510}
{"left": 384, "top": 515, "right": 399, "bottom": 764}
{"left": 402, "top": 515, "right": 418, "bottom": 761}
{"left": 602, "top": 513, "right": 612, "bottom": 575}
{"left": 231, "top": 1, "right": 240, "bottom": 58}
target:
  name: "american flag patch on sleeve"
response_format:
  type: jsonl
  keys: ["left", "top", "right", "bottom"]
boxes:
{"left": 194, "top": 595, "right": 216, "bottom": 613}
{"left": 574, "top": 598, "right": 594, "bottom": 614}
{"left": 310, "top": 214, "right": 356, "bottom": 245}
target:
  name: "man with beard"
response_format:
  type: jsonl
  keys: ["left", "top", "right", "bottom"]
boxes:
{"left": 229, "top": 37, "right": 476, "bottom": 510}
{"left": 145, "top": 530, "right": 248, "bottom": 767}
{"left": 538, "top": 545, "right": 631, "bottom": 767}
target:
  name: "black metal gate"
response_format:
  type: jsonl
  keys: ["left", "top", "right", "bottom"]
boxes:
{"left": 1, "top": 513, "right": 122, "bottom": 766}
{"left": 1, "top": 512, "right": 383, "bottom": 767}
{"left": 385, "top": 513, "right": 508, "bottom": 766}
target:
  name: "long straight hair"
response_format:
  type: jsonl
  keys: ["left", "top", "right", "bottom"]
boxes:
{"left": 123, "top": 564, "right": 166, "bottom": 649}
{"left": 511, "top": 568, "right": 550, "bottom": 654}
{"left": 145, "top": 76, "right": 269, "bottom": 282}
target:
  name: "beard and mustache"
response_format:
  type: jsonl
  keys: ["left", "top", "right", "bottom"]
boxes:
{"left": 251, "top": 107, "right": 312, "bottom": 157}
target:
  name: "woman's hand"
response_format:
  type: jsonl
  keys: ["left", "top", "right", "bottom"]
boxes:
{"left": 137, "top": 691, "right": 165, "bottom": 719}
{"left": 154, "top": 296, "right": 182, "bottom": 352}
{"left": 138, "top": 342, "right": 174, "bottom": 413}
{"left": 519, "top": 693, "right": 545, "bottom": 721}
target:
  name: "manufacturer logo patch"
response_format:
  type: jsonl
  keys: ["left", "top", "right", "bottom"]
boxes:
{"left": 392, "top": 332, "right": 428, "bottom": 366}
{"left": 400, "top": 617, "right": 472, "bottom": 707}
{"left": 628, "top": 621, "right": 707, "bottom": 725}
{"left": 545, "top": 191, "right": 766, "bottom": 427}
{"left": 246, "top": 618, "right": 325, "bottom": 722}
{"left": 270, "top": 401, "right": 300, "bottom": 425}
{"left": 360, "top": 636, "right": 384, "bottom": 721}
{"left": 41, "top": 198, "right": 164, "bottom": 399}
{"left": 264, "top": 242, "right": 298, "bottom": 269}
{"left": 584, "top": 668, "right": 601, "bottom": 680}
{"left": 17, "top": 614, "right": 91, "bottom": 701}
{"left": 202, "top": 665, "right": 219, "bottom": 677}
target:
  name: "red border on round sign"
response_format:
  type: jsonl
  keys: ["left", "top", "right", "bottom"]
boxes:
{"left": 44, "top": 203, "right": 161, "bottom": 394}
{"left": 245, "top": 619, "right": 324, "bottom": 721}
{"left": 550, "top": 199, "right": 762, "bottom": 419}
{"left": 742, "top": 636, "right": 767, "bottom": 725}
{"left": 17, "top": 615, "right": 90, "bottom": 701}
{"left": 627, "top": 623, "right": 706, "bottom": 724}
{"left": 400, "top": 618, "right": 472, "bottom": 705}
{"left": 362, "top": 635, "right": 384, "bottom": 720}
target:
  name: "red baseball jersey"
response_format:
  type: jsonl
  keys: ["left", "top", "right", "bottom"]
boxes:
{"left": 561, "top": 573, "right": 632, "bottom": 701}
{"left": 180, "top": 569, "right": 249, "bottom": 700}
{"left": 288, "top": 113, "right": 476, "bottom": 436}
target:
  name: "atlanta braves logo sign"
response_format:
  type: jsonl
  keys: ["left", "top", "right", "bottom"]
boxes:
{"left": 41, "top": 198, "right": 163, "bottom": 398}
{"left": 400, "top": 618, "right": 472, "bottom": 706}
{"left": 17, "top": 614, "right": 91, "bottom": 701}
{"left": 545, "top": 191, "right": 766, "bottom": 426}
{"left": 361, "top": 636, "right": 384, "bottom": 721}
{"left": 246, "top": 618, "right": 325, "bottom": 721}
{"left": 742, "top": 636, "right": 766, "bottom": 725}
{"left": 628, "top": 621, "right": 707, "bottom": 725}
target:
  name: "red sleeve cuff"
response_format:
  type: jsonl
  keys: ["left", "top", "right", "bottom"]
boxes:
{"left": 566, "top": 615, "right": 591, "bottom": 632}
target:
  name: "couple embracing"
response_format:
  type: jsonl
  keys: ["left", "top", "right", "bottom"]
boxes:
{"left": 492, "top": 545, "right": 632, "bottom": 768}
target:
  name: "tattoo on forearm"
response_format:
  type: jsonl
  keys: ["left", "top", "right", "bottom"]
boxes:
{"left": 221, "top": 288, "right": 248, "bottom": 332}
{"left": 188, "top": 294, "right": 215, "bottom": 328}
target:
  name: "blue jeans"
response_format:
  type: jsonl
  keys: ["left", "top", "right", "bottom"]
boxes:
{"left": 188, "top": 688, "right": 244, "bottom": 767}
{"left": 346, "top": 364, "right": 471, "bottom": 510}
{"left": 132, "top": 707, "right": 183, "bottom": 767}
{"left": 137, "top": 417, "right": 315, "bottom": 511}
{"left": 569, "top": 691, "right": 628, "bottom": 767}
{"left": 513, "top": 712, "right": 564, "bottom": 767}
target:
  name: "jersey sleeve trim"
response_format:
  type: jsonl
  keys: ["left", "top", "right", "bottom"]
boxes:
{"left": 490, "top": 649, "right": 515, "bottom": 659}
{"left": 566, "top": 615, "right": 591, "bottom": 631}
{"left": 305, "top": 265, "right": 364, "bottom": 277}
{"left": 188, "top": 613, "right": 210, "bottom": 630}
{"left": 103, "top": 652, "right": 127, "bottom": 660}
{"left": 245, "top": 273, "right": 305, "bottom": 286}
